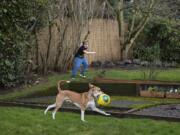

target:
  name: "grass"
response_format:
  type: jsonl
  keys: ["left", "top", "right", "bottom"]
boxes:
{"left": 0, "top": 74, "right": 70, "bottom": 100}
{"left": 0, "top": 107, "right": 180, "bottom": 135}
{"left": 0, "top": 68, "right": 180, "bottom": 101}
{"left": 104, "top": 68, "right": 180, "bottom": 81}
{"left": 112, "top": 96, "right": 180, "bottom": 103}
{"left": 111, "top": 96, "right": 180, "bottom": 109}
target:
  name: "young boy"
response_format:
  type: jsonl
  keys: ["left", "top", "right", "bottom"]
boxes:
{"left": 71, "top": 41, "right": 96, "bottom": 79}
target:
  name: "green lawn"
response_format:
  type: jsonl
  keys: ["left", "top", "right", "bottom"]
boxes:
{"left": 0, "top": 68, "right": 180, "bottom": 101}
{"left": 111, "top": 96, "right": 180, "bottom": 109}
{"left": 103, "top": 69, "right": 180, "bottom": 81}
{"left": 0, "top": 74, "right": 70, "bottom": 100}
{"left": 0, "top": 107, "right": 180, "bottom": 135}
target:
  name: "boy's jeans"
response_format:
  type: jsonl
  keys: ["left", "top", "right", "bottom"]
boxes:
{"left": 72, "top": 57, "right": 88, "bottom": 77}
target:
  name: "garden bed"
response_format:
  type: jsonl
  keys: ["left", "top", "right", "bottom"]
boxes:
{"left": 1, "top": 75, "right": 180, "bottom": 101}
{"left": 94, "top": 77, "right": 180, "bottom": 98}
{"left": 166, "top": 93, "right": 180, "bottom": 99}
{"left": 140, "top": 91, "right": 165, "bottom": 98}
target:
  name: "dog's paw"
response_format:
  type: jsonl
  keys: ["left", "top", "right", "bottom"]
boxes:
{"left": 66, "top": 81, "right": 70, "bottom": 83}
{"left": 52, "top": 113, "right": 56, "bottom": 120}
{"left": 44, "top": 111, "right": 47, "bottom": 115}
{"left": 81, "top": 119, "right": 87, "bottom": 123}
{"left": 105, "top": 113, "right": 111, "bottom": 116}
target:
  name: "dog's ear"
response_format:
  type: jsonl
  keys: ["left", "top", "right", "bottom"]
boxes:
{"left": 89, "top": 83, "right": 94, "bottom": 88}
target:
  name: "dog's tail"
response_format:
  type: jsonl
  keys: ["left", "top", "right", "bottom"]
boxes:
{"left": 57, "top": 80, "right": 70, "bottom": 92}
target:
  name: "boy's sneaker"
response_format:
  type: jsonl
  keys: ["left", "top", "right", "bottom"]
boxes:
{"left": 79, "top": 74, "right": 86, "bottom": 78}
{"left": 71, "top": 76, "right": 75, "bottom": 80}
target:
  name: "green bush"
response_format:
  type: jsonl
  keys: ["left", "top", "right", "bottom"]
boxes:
{"left": 133, "top": 19, "right": 180, "bottom": 63}
{"left": 0, "top": 0, "right": 44, "bottom": 87}
{"left": 134, "top": 43, "right": 160, "bottom": 62}
{"left": 148, "top": 86, "right": 159, "bottom": 92}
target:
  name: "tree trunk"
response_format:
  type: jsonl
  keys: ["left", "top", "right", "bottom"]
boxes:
{"left": 83, "top": 30, "right": 90, "bottom": 41}
{"left": 54, "top": 24, "right": 68, "bottom": 71}
{"left": 122, "top": 15, "right": 150, "bottom": 60}
{"left": 46, "top": 22, "right": 52, "bottom": 65}
{"left": 34, "top": 28, "right": 39, "bottom": 71}
{"left": 116, "top": 0, "right": 124, "bottom": 60}
{"left": 122, "top": 43, "right": 131, "bottom": 60}
{"left": 115, "top": 0, "right": 155, "bottom": 60}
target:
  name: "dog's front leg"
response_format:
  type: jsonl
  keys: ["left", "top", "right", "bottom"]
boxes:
{"left": 88, "top": 101, "right": 111, "bottom": 116}
{"left": 81, "top": 110, "right": 86, "bottom": 122}
{"left": 92, "top": 107, "right": 111, "bottom": 116}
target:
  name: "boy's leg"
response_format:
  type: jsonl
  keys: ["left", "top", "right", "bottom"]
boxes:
{"left": 80, "top": 58, "right": 88, "bottom": 76}
{"left": 72, "top": 57, "right": 82, "bottom": 78}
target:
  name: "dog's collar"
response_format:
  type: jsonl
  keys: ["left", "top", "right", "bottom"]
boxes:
{"left": 92, "top": 94, "right": 99, "bottom": 100}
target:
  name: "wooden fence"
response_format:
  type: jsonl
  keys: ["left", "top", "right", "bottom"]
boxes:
{"left": 36, "top": 18, "right": 121, "bottom": 68}
{"left": 82, "top": 19, "right": 121, "bottom": 63}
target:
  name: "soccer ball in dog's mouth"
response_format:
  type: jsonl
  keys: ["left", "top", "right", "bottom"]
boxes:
{"left": 97, "top": 94, "right": 111, "bottom": 106}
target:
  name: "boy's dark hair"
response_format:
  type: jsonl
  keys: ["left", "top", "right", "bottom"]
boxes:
{"left": 82, "top": 40, "right": 88, "bottom": 45}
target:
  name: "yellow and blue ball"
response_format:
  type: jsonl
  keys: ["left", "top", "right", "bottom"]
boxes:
{"left": 97, "top": 94, "right": 111, "bottom": 106}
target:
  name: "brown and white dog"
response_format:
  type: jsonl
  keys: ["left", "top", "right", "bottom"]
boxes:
{"left": 44, "top": 80, "right": 110, "bottom": 121}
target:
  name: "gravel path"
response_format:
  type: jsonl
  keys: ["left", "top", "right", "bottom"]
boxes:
{"left": 12, "top": 97, "right": 180, "bottom": 119}
{"left": 17, "top": 96, "right": 153, "bottom": 108}
{"left": 133, "top": 104, "right": 180, "bottom": 118}
{"left": 18, "top": 96, "right": 56, "bottom": 103}
{"left": 110, "top": 100, "right": 153, "bottom": 108}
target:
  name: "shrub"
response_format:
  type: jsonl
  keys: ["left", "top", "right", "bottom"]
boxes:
{"left": 133, "top": 19, "right": 180, "bottom": 63}
{"left": 0, "top": 32, "right": 28, "bottom": 87}
{"left": 148, "top": 86, "right": 159, "bottom": 92}
{"left": 0, "top": 0, "right": 42, "bottom": 87}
